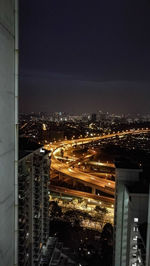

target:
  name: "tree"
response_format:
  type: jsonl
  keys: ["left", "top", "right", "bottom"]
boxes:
{"left": 64, "top": 209, "right": 92, "bottom": 227}
{"left": 95, "top": 206, "right": 108, "bottom": 214}
{"left": 49, "top": 201, "right": 62, "bottom": 218}
{"left": 100, "top": 223, "right": 113, "bottom": 266}
{"left": 101, "top": 223, "right": 113, "bottom": 242}
{"left": 93, "top": 206, "right": 108, "bottom": 228}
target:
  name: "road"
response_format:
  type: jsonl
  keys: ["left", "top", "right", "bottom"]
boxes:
{"left": 51, "top": 157, "right": 115, "bottom": 192}
{"left": 45, "top": 128, "right": 150, "bottom": 201}
{"left": 46, "top": 128, "right": 150, "bottom": 151}
{"left": 50, "top": 185, "right": 114, "bottom": 206}
{"left": 88, "top": 161, "right": 115, "bottom": 168}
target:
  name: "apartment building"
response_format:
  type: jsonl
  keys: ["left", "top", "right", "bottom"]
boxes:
{"left": 18, "top": 140, "right": 51, "bottom": 265}
{"left": 114, "top": 161, "right": 150, "bottom": 266}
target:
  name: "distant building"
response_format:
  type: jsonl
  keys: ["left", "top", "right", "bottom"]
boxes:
{"left": 114, "top": 161, "right": 150, "bottom": 266}
{"left": 18, "top": 139, "right": 51, "bottom": 265}
{"left": 97, "top": 111, "right": 107, "bottom": 123}
{"left": 91, "top": 113, "right": 97, "bottom": 122}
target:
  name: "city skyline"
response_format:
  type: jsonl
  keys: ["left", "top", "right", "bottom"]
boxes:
{"left": 19, "top": 0, "right": 150, "bottom": 114}
{"left": 19, "top": 109, "right": 150, "bottom": 118}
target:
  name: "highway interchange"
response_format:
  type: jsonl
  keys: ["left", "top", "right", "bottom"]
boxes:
{"left": 45, "top": 128, "right": 150, "bottom": 206}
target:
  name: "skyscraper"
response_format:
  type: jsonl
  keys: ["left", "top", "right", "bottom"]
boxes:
{"left": 18, "top": 140, "right": 51, "bottom": 265}
{"left": 114, "top": 161, "right": 150, "bottom": 266}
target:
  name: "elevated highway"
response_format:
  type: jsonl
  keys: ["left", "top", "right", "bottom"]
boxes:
{"left": 50, "top": 185, "right": 114, "bottom": 206}
{"left": 45, "top": 128, "right": 150, "bottom": 202}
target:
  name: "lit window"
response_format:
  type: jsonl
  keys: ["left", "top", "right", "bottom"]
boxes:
{"left": 134, "top": 218, "right": 138, "bottom": 222}
{"left": 40, "top": 148, "right": 45, "bottom": 153}
{"left": 133, "top": 236, "right": 138, "bottom": 241}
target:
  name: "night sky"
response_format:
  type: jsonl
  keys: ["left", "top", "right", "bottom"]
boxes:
{"left": 19, "top": 0, "right": 150, "bottom": 115}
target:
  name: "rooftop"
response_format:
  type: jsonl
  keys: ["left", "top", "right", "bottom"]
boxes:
{"left": 115, "top": 157, "right": 140, "bottom": 169}
{"left": 19, "top": 137, "right": 42, "bottom": 159}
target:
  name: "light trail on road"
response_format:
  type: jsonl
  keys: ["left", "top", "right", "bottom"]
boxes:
{"left": 50, "top": 185, "right": 114, "bottom": 206}
{"left": 46, "top": 128, "right": 150, "bottom": 203}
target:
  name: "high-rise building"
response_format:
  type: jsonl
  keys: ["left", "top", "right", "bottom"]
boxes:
{"left": 114, "top": 161, "right": 150, "bottom": 266}
{"left": 0, "top": 1, "right": 18, "bottom": 265}
{"left": 18, "top": 140, "right": 51, "bottom": 265}
{"left": 91, "top": 113, "right": 97, "bottom": 122}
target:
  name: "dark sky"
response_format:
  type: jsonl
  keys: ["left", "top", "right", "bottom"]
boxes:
{"left": 20, "top": 0, "right": 150, "bottom": 114}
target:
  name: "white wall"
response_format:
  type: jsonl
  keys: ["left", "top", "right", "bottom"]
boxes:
{"left": 0, "top": 0, "right": 18, "bottom": 265}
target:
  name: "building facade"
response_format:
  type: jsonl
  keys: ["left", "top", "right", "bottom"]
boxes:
{"left": 18, "top": 147, "right": 50, "bottom": 266}
{"left": 114, "top": 164, "right": 150, "bottom": 266}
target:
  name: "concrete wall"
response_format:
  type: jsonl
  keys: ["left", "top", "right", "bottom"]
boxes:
{"left": 146, "top": 186, "right": 150, "bottom": 266}
{"left": 0, "top": 0, "right": 18, "bottom": 265}
{"left": 114, "top": 184, "right": 130, "bottom": 266}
